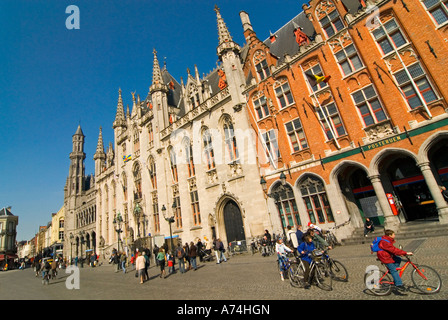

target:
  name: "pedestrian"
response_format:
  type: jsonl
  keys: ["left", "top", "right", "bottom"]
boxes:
{"left": 375, "top": 229, "right": 413, "bottom": 291}
{"left": 189, "top": 241, "right": 198, "bottom": 271}
{"left": 42, "top": 259, "right": 51, "bottom": 285}
{"left": 143, "top": 251, "right": 149, "bottom": 280}
{"left": 135, "top": 251, "right": 146, "bottom": 284}
{"left": 34, "top": 258, "right": 41, "bottom": 277}
{"left": 184, "top": 242, "right": 191, "bottom": 270}
{"left": 364, "top": 217, "right": 375, "bottom": 237}
{"left": 176, "top": 243, "right": 186, "bottom": 274}
{"left": 305, "top": 228, "right": 329, "bottom": 250}
{"left": 51, "top": 258, "right": 58, "bottom": 279}
{"left": 275, "top": 238, "right": 292, "bottom": 281}
{"left": 153, "top": 245, "right": 159, "bottom": 267}
{"left": 297, "top": 235, "right": 315, "bottom": 289}
{"left": 157, "top": 248, "right": 166, "bottom": 278}
{"left": 113, "top": 252, "right": 120, "bottom": 273}
{"left": 90, "top": 253, "right": 96, "bottom": 267}
{"left": 74, "top": 256, "right": 78, "bottom": 267}
{"left": 295, "top": 225, "right": 304, "bottom": 248}
{"left": 440, "top": 186, "right": 448, "bottom": 202}
{"left": 216, "top": 238, "right": 227, "bottom": 264}
{"left": 120, "top": 252, "right": 127, "bottom": 274}
{"left": 286, "top": 225, "right": 299, "bottom": 250}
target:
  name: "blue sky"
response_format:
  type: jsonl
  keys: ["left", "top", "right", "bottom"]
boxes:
{"left": 0, "top": 0, "right": 306, "bottom": 241}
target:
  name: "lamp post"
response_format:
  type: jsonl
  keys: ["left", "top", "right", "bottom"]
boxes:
{"left": 69, "top": 233, "right": 74, "bottom": 265}
{"left": 161, "top": 203, "right": 176, "bottom": 264}
{"left": 113, "top": 212, "right": 123, "bottom": 253}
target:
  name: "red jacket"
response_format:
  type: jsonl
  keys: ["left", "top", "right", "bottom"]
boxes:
{"left": 377, "top": 235, "right": 407, "bottom": 264}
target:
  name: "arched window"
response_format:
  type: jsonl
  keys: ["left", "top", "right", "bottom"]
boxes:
{"left": 272, "top": 183, "right": 301, "bottom": 229}
{"left": 223, "top": 118, "right": 239, "bottom": 163}
{"left": 184, "top": 139, "right": 195, "bottom": 177}
{"left": 203, "top": 129, "right": 216, "bottom": 170}
{"left": 148, "top": 158, "right": 157, "bottom": 189}
{"left": 299, "top": 176, "right": 334, "bottom": 224}
{"left": 133, "top": 162, "right": 142, "bottom": 200}
{"left": 169, "top": 148, "right": 178, "bottom": 183}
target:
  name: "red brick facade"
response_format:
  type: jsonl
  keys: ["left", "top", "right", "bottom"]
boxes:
{"left": 241, "top": 0, "right": 448, "bottom": 237}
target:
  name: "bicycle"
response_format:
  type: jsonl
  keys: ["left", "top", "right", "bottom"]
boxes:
{"left": 323, "top": 218, "right": 351, "bottom": 248}
{"left": 321, "top": 249, "right": 348, "bottom": 282}
{"left": 364, "top": 254, "right": 442, "bottom": 296}
{"left": 277, "top": 254, "right": 304, "bottom": 288}
{"left": 289, "top": 250, "right": 333, "bottom": 291}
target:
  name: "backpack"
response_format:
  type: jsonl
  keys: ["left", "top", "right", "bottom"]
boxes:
{"left": 177, "top": 248, "right": 184, "bottom": 259}
{"left": 370, "top": 237, "right": 390, "bottom": 253}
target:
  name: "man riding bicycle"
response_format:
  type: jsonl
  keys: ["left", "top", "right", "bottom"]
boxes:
{"left": 375, "top": 230, "right": 413, "bottom": 291}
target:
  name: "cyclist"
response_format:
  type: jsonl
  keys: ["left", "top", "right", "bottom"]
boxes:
{"left": 297, "top": 234, "right": 315, "bottom": 289}
{"left": 306, "top": 228, "right": 331, "bottom": 250}
{"left": 376, "top": 229, "right": 413, "bottom": 291}
{"left": 276, "top": 238, "right": 292, "bottom": 281}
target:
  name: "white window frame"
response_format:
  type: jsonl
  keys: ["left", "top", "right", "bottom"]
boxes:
{"left": 352, "top": 84, "right": 388, "bottom": 127}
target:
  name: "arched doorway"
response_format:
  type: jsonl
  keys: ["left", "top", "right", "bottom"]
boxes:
{"left": 338, "top": 166, "right": 384, "bottom": 226}
{"left": 383, "top": 155, "right": 437, "bottom": 221}
{"left": 223, "top": 200, "right": 246, "bottom": 242}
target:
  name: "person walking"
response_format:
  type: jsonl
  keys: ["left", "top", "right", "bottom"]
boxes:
{"left": 143, "top": 251, "right": 150, "bottom": 280}
{"left": 157, "top": 248, "right": 166, "bottom": 278}
{"left": 184, "top": 242, "right": 191, "bottom": 270}
{"left": 120, "top": 252, "right": 127, "bottom": 274}
{"left": 153, "top": 245, "right": 159, "bottom": 267}
{"left": 176, "top": 244, "right": 186, "bottom": 274}
{"left": 216, "top": 238, "right": 227, "bottom": 264}
{"left": 189, "top": 241, "right": 198, "bottom": 271}
{"left": 135, "top": 251, "right": 146, "bottom": 284}
{"left": 297, "top": 235, "right": 315, "bottom": 289}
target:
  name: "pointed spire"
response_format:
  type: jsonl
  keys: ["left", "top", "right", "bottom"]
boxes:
{"left": 94, "top": 127, "right": 106, "bottom": 160}
{"left": 150, "top": 49, "right": 168, "bottom": 94}
{"left": 215, "top": 5, "right": 240, "bottom": 58}
{"left": 113, "top": 88, "right": 126, "bottom": 128}
{"left": 131, "top": 91, "right": 137, "bottom": 118}
{"left": 75, "top": 124, "right": 84, "bottom": 137}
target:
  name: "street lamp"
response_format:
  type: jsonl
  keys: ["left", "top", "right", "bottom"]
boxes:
{"left": 69, "top": 233, "right": 74, "bottom": 265}
{"left": 161, "top": 202, "right": 176, "bottom": 258}
{"left": 113, "top": 212, "right": 123, "bottom": 253}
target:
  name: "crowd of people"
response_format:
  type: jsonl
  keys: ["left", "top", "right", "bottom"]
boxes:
{"left": 108, "top": 237, "right": 228, "bottom": 284}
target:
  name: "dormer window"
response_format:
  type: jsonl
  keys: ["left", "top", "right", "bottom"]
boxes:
{"left": 320, "top": 9, "right": 344, "bottom": 38}
{"left": 254, "top": 50, "right": 271, "bottom": 81}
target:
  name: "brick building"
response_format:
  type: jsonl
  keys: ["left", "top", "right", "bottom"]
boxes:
{"left": 241, "top": 0, "right": 448, "bottom": 239}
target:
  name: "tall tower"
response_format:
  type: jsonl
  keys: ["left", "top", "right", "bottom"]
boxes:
{"left": 215, "top": 5, "right": 246, "bottom": 107}
{"left": 94, "top": 126, "right": 106, "bottom": 176}
{"left": 149, "top": 48, "right": 169, "bottom": 150}
{"left": 68, "top": 125, "right": 86, "bottom": 196}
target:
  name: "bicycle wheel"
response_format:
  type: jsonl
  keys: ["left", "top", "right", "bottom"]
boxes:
{"left": 411, "top": 265, "right": 442, "bottom": 294}
{"left": 364, "top": 269, "right": 393, "bottom": 296}
{"left": 289, "top": 262, "right": 306, "bottom": 288}
{"left": 315, "top": 263, "right": 333, "bottom": 291}
{"left": 329, "top": 259, "right": 349, "bottom": 282}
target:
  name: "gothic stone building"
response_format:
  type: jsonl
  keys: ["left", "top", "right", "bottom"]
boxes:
{"left": 69, "top": 7, "right": 272, "bottom": 258}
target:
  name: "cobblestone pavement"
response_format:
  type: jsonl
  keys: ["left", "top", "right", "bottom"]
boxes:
{"left": 1, "top": 236, "right": 447, "bottom": 302}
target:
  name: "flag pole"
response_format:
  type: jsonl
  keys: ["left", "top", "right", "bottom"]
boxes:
{"left": 245, "top": 98, "right": 278, "bottom": 170}
{"left": 300, "top": 64, "right": 341, "bottom": 149}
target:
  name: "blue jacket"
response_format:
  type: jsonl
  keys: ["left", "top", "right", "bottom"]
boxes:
{"left": 298, "top": 241, "right": 315, "bottom": 264}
